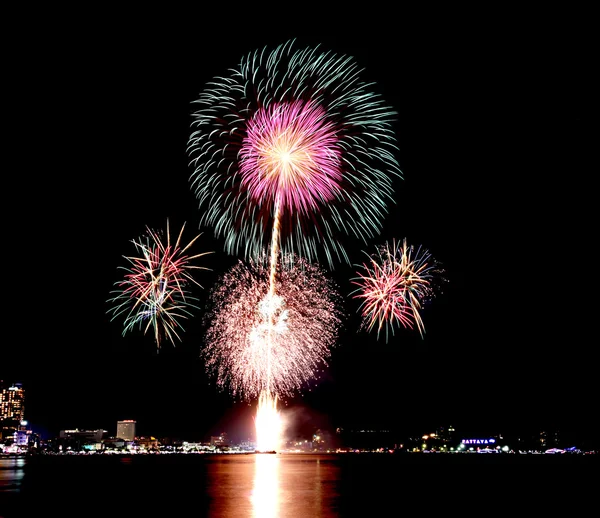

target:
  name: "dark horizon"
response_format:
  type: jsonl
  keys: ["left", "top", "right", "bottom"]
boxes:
{"left": 3, "top": 12, "right": 594, "bottom": 447}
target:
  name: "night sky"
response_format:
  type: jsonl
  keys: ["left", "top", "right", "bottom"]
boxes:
{"left": 4, "top": 11, "right": 594, "bottom": 444}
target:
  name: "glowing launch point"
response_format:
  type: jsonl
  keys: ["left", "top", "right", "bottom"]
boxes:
{"left": 254, "top": 391, "right": 281, "bottom": 453}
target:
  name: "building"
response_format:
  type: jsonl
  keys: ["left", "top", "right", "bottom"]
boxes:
{"left": 1, "top": 381, "right": 25, "bottom": 424}
{"left": 58, "top": 429, "right": 107, "bottom": 451}
{"left": 136, "top": 436, "right": 159, "bottom": 451}
{"left": 59, "top": 429, "right": 106, "bottom": 442}
{"left": 210, "top": 432, "right": 228, "bottom": 448}
{"left": 116, "top": 420, "right": 136, "bottom": 441}
{"left": 1, "top": 381, "right": 25, "bottom": 439}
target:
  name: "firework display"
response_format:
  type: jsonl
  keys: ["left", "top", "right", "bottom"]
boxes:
{"left": 202, "top": 253, "right": 344, "bottom": 400}
{"left": 100, "top": 35, "right": 450, "bottom": 455}
{"left": 108, "top": 220, "right": 213, "bottom": 347}
{"left": 350, "top": 238, "right": 443, "bottom": 341}
{"left": 187, "top": 38, "right": 402, "bottom": 269}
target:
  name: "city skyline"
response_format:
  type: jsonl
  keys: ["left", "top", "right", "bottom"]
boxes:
{"left": 3, "top": 15, "right": 594, "bottom": 444}
{"left": 4, "top": 389, "right": 596, "bottom": 453}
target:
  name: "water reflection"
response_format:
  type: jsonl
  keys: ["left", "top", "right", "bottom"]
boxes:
{"left": 252, "top": 454, "right": 279, "bottom": 517}
{"left": 7, "top": 452, "right": 592, "bottom": 517}
{"left": 204, "top": 454, "right": 341, "bottom": 517}
{"left": 0, "top": 457, "right": 26, "bottom": 492}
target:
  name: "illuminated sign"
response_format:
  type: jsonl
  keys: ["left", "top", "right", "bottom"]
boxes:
{"left": 461, "top": 438, "right": 496, "bottom": 445}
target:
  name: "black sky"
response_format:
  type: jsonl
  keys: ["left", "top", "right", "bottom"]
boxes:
{"left": 4, "top": 10, "right": 595, "bottom": 443}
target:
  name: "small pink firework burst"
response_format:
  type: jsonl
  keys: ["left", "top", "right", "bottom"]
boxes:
{"left": 351, "top": 238, "right": 443, "bottom": 341}
{"left": 108, "top": 220, "right": 213, "bottom": 348}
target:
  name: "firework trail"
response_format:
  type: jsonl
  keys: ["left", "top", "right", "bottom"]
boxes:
{"left": 202, "top": 252, "right": 344, "bottom": 401}
{"left": 107, "top": 220, "right": 213, "bottom": 348}
{"left": 350, "top": 238, "right": 444, "bottom": 342}
{"left": 187, "top": 38, "right": 402, "bottom": 269}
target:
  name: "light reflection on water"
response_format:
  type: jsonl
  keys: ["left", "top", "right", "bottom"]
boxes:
{"left": 252, "top": 454, "right": 278, "bottom": 517}
{"left": 3, "top": 452, "right": 596, "bottom": 517}
{"left": 205, "top": 454, "right": 340, "bottom": 517}
{"left": 0, "top": 457, "right": 26, "bottom": 492}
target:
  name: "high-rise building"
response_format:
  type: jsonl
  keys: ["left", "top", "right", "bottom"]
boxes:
{"left": 1, "top": 382, "right": 25, "bottom": 425}
{"left": 116, "top": 420, "right": 136, "bottom": 441}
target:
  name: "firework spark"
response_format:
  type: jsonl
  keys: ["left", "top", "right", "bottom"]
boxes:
{"left": 187, "top": 38, "right": 402, "bottom": 269}
{"left": 202, "top": 253, "right": 344, "bottom": 401}
{"left": 107, "top": 220, "right": 213, "bottom": 347}
{"left": 350, "top": 238, "right": 444, "bottom": 341}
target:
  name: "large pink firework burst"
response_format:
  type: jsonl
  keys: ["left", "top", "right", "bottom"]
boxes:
{"left": 239, "top": 100, "right": 343, "bottom": 214}
{"left": 202, "top": 253, "right": 345, "bottom": 400}
{"left": 188, "top": 39, "right": 402, "bottom": 268}
{"left": 108, "top": 220, "right": 213, "bottom": 348}
{"left": 350, "top": 238, "right": 444, "bottom": 342}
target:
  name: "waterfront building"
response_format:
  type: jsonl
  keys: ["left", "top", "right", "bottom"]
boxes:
{"left": 116, "top": 420, "right": 136, "bottom": 441}
{"left": 59, "top": 429, "right": 106, "bottom": 442}
{"left": 1, "top": 382, "right": 25, "bottom": 441}
{"left": 210, "top": 432, "right": 228, "bottom": 447}
{"left": 57, "top": 428, "right": 107, "bottom": 451}
{"left": 0, "top": 382, "right": 25, "bottom": 424}
{"left": 136, "top": 436, "right": 159, "bottom": 451}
